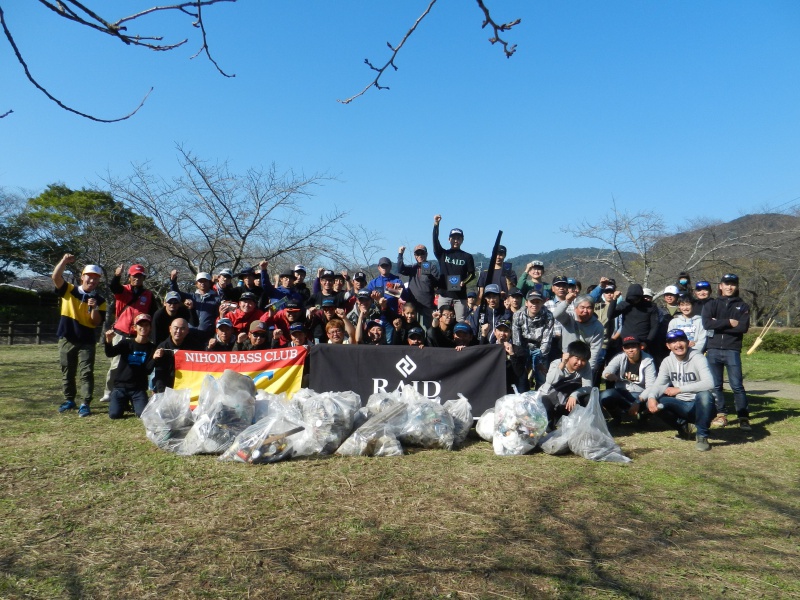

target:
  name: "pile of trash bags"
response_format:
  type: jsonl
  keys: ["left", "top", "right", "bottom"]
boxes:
{"left": 141, "top": 370, "right": 473, "bottom": 463}
{"left": 476, "top": 388, "right": 631, "bottom": 463}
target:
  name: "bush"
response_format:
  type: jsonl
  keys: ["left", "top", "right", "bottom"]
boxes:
{"left": 742, "top": 331, "right": 800, "bottom": 354}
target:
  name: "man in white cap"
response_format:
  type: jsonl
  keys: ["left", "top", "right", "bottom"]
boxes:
{"left": 52, "top": 254, "right": 107, "bottom": 417}
{"left": 662, "top": 285, "right": 680, "bottom": 317}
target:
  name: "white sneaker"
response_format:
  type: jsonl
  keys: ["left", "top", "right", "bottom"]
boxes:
{"left": 99, "top": 395, "right": 111, "bottom": 403}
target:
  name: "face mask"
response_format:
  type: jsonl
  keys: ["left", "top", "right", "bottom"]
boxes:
{"left": 679, "top": 279, "right": 688, "bottom": 285}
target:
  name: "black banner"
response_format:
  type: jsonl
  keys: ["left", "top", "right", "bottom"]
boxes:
{"left": 308, "top": 344, "right": 505, "bottom": 415}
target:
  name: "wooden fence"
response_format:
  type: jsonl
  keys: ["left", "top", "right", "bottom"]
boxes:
{"left": 0, "top": 322, "right": 59, "bottom": 345}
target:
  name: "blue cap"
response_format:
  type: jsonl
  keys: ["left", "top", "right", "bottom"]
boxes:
{"left": 216, "top": 318, "right": 233, "bottom": 329}
{"left": 695, "top": 280, "right": 711, "bottom": 289}
{"left": 484, "top": 284, "right": 501, "bottom": 295}
{"left": 665, "top": 329, "right": 688, "bottom": 342}
{"left": 454, "top": 323, "right": 472, "bottom": 334}
{"left": 321, "top": 298, "right": 336, "bottom": 307}
{"left": 408, "top": 326, "right": 425, "bottom": 338}
{"left": 567, "top": 278, "right": 577, "bottom": 285}
{"left": 289, "top": 323, "right": 305, "bottom": 333}
{"left": 165, "top": 291, "right": 181, "bottom": 303}
{"left": 467, "top": 291, "right": 477, "bottom": 299}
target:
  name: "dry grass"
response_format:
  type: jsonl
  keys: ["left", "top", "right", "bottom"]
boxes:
{"left": 1, "top": 345, "right": 799, "bottom": 599}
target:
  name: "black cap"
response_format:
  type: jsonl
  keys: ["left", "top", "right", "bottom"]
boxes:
{"left": 552, "top": 275, "right": 568, "bottom": 285}
{"left": 240, "top": 291, "right": 258, "bottom": 302}
{"left": 497, "top": 245, "right": 507, "bottom": 255}
{"left": 353, "top": 271, "right": 367, "bottom": 281}
{"left": 320, "top": 269, "right": 335, "bottom": 279}
{"left": 721, "top": 274, "right": 739, "bottom": 284}
{"left": 495, "top": 319, "right": 512, "bottom": 330}
{"left": 239, "top": 267, "right": 256, "bottom": 277}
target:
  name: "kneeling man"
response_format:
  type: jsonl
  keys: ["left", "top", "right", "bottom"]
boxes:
{"left": 642, "top": 329, "right": 717, "bottom": 451}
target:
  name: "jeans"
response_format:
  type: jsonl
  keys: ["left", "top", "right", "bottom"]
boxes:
{"left": 108, "top": 388, "right": 150, "bottom": 419}
{"left": 58, "top": 338, "right": 97, "bottom": 405}
{"left": 600, "top": 388, "right": 642, "bottom": 417}
{"left": 706, "top": 348, "right": 748, "bottom": 418}
{"left": 657, "top": 391, "right": 716, "bottom": 438}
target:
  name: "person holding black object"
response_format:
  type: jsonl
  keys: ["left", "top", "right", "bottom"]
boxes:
{"left": 432, "top": 214, "right": 475, "bottom": 322}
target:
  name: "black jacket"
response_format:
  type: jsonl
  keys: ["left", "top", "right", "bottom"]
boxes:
{"left": 609, "top": 284, "right": 660, "bottom": 347}
{"left": 702, "top": 295, "right": 750, "bottom": 351}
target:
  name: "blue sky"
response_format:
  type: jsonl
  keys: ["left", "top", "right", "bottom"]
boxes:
{"left": 2, "top": 1, "right": 799, "bottom": 265}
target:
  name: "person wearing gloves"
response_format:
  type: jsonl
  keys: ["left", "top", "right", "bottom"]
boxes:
{"left": 600, "top": 336, "right": 657, "bottom": 425}
{"left": 641, "top": 329, "right": 717, "bottom": 451}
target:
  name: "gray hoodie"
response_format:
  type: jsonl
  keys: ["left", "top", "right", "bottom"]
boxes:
{"left": 602, "top": 351, "right": 657, "bottom": 395}
{"left": 641, "top": 348, "right": 713, "bottom": 401}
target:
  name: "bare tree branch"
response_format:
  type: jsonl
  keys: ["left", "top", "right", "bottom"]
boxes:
{"left": 476, "top": 0, "right": 521, "bottom": 58}
{"left": 338, "top": 0, "right": 438, "bottom": 105}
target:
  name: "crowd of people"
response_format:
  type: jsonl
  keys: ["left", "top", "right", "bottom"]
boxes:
{"left": 52, "top": 214, "right": 753, "bottom": 451}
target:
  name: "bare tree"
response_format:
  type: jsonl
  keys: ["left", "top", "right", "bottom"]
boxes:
{"left": 0, "top": 0, "right": 235, "bottom": 121}
{"left": 104, "top": 146, "right": 355, "bottom": 278}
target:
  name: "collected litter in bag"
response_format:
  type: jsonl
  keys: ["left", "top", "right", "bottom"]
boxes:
{"left": 443, "top": 394, "right": 473, "bottom": 447}
{"left": 254, "top": 390, "right": 287, "bottom": 423}
{"left": 220, "top": 410, "right": 305, "bottom": 464}
{"left": 337, "top": 401, "right": 409, "bottom": 457}
{"left": 178, "top": 371, "right": 256, "bottom": 456}
{"left": 374, "top": 434, "right": 404, "bottom": 457}
{"left": 476, "top": 408, "right": 495, "bottom": 442}
{"left": 493, "top": 391, "right": 549, "bottom": 455}
{"left": 567, "top": 389, "right": 631, "bottom": 463}
{"left": 141, "top": 387, "right": 193, "bottom": 452}
{"left": 400, "top": 399, "right": 455, "bottom": 450}
{"left": 290, "top": 389, "right": 361, "bottom": 456}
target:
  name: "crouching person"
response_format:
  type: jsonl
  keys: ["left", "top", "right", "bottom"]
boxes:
{"left": 538, "top": 341, "right": 594, "bottom": 430}
{"left": 103, "top": 314, "right": 156, "bottom": 419}
{"left": 642, "top": 329, "right": 717, "bottom": 451}
{"left": 600, "top": 336, "right": 657, "bottom": 425}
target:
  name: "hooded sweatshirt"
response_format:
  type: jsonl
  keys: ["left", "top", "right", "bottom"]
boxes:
{"left": 641, "top": 348, "right": 713, "bottom": 401}
{"left": 609, "top": 284, "right": 660, "bottom": 347}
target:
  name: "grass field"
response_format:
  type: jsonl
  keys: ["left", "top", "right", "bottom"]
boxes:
{"left": 1, "top": 345, "right": 798, "bottom": 599}
{"left": 741, "top": 351, "right": 800, "bottom": 385}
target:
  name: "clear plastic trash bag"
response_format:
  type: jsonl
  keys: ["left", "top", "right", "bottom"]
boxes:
{"left": 443, "top": 394, "right": 473, "bottom": 447}
{"left": 493, "top": 391, "right": 549, "bottom": 455}
{"left": 337, "top": 401, "right": 409, "bottom": 457}
{"left": 567, "top": 389, "right": 632, "bottom": 463}
{"left": 291, "top": 390, "right": 361, "bottom": 456}
{"left": 140, "top": 387, "right": 193, "bottom": 452}
{"left": 399, "top": 399, "right": 455, "bottom": 450}
{"left": 476, "top": 408, "right": 495, "bottom": 442}
{"left": 220, "top": 408, "right": 305, "bottom": 464}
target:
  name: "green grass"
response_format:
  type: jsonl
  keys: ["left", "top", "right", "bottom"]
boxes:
{"left": 742, "top": 351, "right": 800, "bottom": 385}
{"left": 1, "top": 345, "right": 799, "bottom": 599}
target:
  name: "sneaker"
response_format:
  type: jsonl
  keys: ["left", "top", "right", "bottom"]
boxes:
{"left": 78, "top": 404, "right": 91, "bottom": 418}
{"left": 695, "top": 436, "right": 710, "bottom": 452}
{"left": 711, "top": 415, "right": 728, "bottom": 428}
{"left": 58, "top": 400, "right": 77, "bottom": 413}
{"left": 675, "top": 421, "right": 696, "bottom": 440}
{"left": 739, "top": 418, "right": 752, "bottom": 431}
{"left": 99, "top": 395, "right": 111, "bottom": 404}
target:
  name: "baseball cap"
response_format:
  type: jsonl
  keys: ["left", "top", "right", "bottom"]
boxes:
{"left": 721, "top": 273, "right": 739, "bottom": 284}
{"left": 249, "top": 320, "right": 268, "bottom": 332}
{"left": 449, "top": 228, "right": 464, "bottom": 238}
{"left": 82, "top": 265, "right": 103, "bottom": 277}
{"left": 378, "top": 257, "right": 392, "bottom": 267}
{"left": 484, "top": 283, "right": 501, "bottom": 295}
{"left": 695, "top": 280, "right": 711, "bottom": 290}
{"left": 508, "top": 287, "right": 523, "bottom": 297}
{"left": 128, "top": 264, "right": 146, "bottom": 277}
{"left": 621, "top": 336, "right": 640, "bottom": 347}
{"left": 665, "top": 329, "right": 689, "bottom": 342}
{"left": 642, "top": 288, "right": 654, "bottom": 298}
{"left": 413, "top": 244, "right": 427, "bottom": 253}
{"left": 366, "top": 319, "right": 384, "bottom": 330}
{"left": 133, "top": 313, "right": 152, "bottom": 325}
{"left": 353, "top": 271, "right": 368, "bottom": 281}
{"left": 216, "top": 317, "right": 233, "bottom": 329}
{"left": 527, "top": 260, "right": 544, "bottom": 270}
{"left": 289, "top": 323, "right": 305, "bottom": 333}
{"left": 526, "top": 290, "right": 543, "bottom": 301}
{"left": 320, "top": 269, "right": 335, "bottom": 279}
{"left": 293, "top": 264, "right": 307, "bottom": 273}
{"left": 552, "top": 275, "right": 568, "bottom": 285}
{"left": 497, "top": 245, "right": 507, "bottom": 255}
{"left": 240, "top": 291, "right": 258, "bottom": 302}
{"left": 218, "top": 268, "right": 233, "bottom": 277}
{"left": 321, "top": 298, "right": 337, "bottom": 307}
{"left": 357, "top": 289, "right": 372, "bottom": 299}
{"left": 466, "top": 291, "right": 477, "bottom": 299}
{"left": 165, "top": 291, "right": 181, "bottom": 303}
{"left": 495, "top": 319, "right": 512, "bottom": 330}
{"left": 284, "top": 301, "right": 301, "bottom": 311}
{"left": 453, "top": 323, "right": 472, "bottom": 333}
{"left": 279, "top": 271, "right": 294, "bottom": 279}
{"left": 566, "top": 278, "right": 577, "bottom": 286}
{"left": 239, "top": 267, "right": 256, "bottom": 277}
{"left": 602, "top": 285, "right": 616, "bottom": 293}
{"left": 195, "top": 272, "right": 212, "bottom": 282}
{"left": 663, "top": 285, "right": 680, "bottom": 296}
{"left": 408, "top": 326, "right": 425, "bottom": 339}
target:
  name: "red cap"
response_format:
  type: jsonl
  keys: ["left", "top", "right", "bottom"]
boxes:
{"left": 128, "top": 264, "right": 146, "bottom": 277}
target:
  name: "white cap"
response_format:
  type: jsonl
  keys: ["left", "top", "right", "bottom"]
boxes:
{"left": 82, "top": 265, "right": 103, "bottom": 277}
{"left": 642, "top": 288, "right": 654, "bottom": 297}
{"left": 663, "top": 285, "right": 680, "bottom": 295}
{"left": 195, "top": 272, "right": 212, "bottom": 282}
{"left": 294, "top": 264, "right": 307, "bottom": 273}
